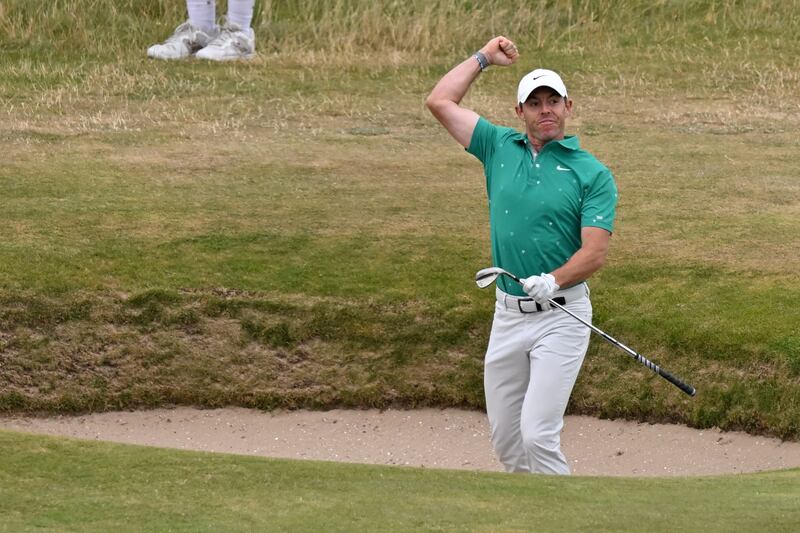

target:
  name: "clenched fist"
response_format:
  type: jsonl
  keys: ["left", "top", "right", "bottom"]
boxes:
{"left": 479, "top": 36, "right": 520, "bottom": 67}
{"left": 522, "top": 273, "right": 560, "bottom": 304}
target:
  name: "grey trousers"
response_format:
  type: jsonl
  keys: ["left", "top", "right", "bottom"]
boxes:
{"left": 485, "top": 284, "right": 591, "bottom": 474}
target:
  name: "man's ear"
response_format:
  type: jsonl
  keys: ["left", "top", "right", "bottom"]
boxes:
{"left": 564, "top": 97, "right": 574, "bottom": 117}
{"left": 515, "top": 104, "right": 524, "bottom": 120}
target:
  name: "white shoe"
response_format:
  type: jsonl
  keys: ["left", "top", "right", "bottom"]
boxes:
{"left": 147, "top": 21, "right": 218, "bottom": 60}
{"left": 195, "top": 21, "right": 255, "bottom": 61}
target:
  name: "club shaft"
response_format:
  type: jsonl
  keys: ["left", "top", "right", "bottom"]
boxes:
{"left": 546, "top": 299, "right": 696, "bottom": 396}
{"left": 506, "top": 275, "right": 696, "bottom": 397}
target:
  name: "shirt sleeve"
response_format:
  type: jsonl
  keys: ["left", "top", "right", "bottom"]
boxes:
{"left": 581, "top": 168, "right": 618, "bottom": 232}
{"left": 465, "top": 116, "right": 499, "bottom": 165}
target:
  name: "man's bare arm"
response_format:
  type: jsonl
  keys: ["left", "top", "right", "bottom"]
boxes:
{"left": 551, "top": 227, "right": 612, "bottom": 288}
{"left": 425, "top": 36, "right": 519, "bottom": 148}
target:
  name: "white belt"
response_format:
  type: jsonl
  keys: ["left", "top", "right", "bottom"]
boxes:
{"left": 496, "top": 283, "right": 588, "bottom": 313}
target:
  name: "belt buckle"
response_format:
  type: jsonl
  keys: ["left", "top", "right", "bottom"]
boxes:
{"left": 516, "top": 298, "right": 543, "bottom": 313}
{"left": 516, "top": 296, "right": 567, "bottom": 313}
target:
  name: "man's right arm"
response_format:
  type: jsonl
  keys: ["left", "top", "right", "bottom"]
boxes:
{"left": 425, "top": 36, "right": 520, "bottom": 148}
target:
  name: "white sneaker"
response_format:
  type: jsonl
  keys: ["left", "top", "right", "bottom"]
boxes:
{"left": 195, "top": 21, "right": 255, "bottom": 61}
{"left": 147, "top": 21, "right": 218, "bottom": 60}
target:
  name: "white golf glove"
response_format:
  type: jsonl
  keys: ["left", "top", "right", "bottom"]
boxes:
{"left": 521, "top": 273, "right": 560, "bottom": 304}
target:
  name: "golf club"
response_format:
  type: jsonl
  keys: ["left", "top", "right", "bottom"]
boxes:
{"left": 475, "top": 266, "right": 697, "bottom": 397}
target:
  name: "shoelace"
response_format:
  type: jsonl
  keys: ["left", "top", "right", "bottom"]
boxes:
{"left": 206, "top": 28, "right": 235, "bottom": 49}
{"left": 207, "top": 26, "right": 251, "bottom": 52}
{"left": 164, "top": 22, "right": 197, "bottom": 45}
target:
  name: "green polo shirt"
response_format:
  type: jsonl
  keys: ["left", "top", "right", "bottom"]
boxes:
{"left": 467, "top": 117, "right": 618, "bottom": 296}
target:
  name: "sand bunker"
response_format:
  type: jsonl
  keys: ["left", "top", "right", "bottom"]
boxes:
{"left": 3, "top": 407, "right": 800, "bottom": 477}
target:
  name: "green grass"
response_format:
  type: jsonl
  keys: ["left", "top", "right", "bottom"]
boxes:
{"left": 2, "top": 430, "right": 800, "bottom": 532}
{"left": 1, "top": 0, "right": 800, "bottom": 438}
{"left": 2, "top": 2, "right": 800, "bottom": 530}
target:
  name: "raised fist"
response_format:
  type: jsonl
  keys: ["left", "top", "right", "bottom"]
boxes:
{"left": 480, "top": 36, "right": 520, "bottom": 67}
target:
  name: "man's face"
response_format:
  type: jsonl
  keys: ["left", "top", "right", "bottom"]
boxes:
{"left": 515, "top": 87, "right": 573, "bottom": 146}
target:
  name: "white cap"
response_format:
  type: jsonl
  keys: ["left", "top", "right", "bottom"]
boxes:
{"left": 517, "top": 69, "right": 568, "bottom": 104}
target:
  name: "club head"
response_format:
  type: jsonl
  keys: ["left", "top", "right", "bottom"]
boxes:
{"left": 475, "top": 267, "right": 504, "bottom": 289}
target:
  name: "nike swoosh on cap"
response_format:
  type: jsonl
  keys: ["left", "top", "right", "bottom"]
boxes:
{"left": 556, "top": 165, "right": 572, "bottom": 172}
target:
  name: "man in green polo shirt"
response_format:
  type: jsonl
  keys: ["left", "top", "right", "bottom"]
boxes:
{"left": 425, "top": 36, "right": 618, "bottom": 474}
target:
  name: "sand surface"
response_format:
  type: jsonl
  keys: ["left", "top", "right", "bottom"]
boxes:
{"left": 3, "top": 407, "right": 800, "bottom": 477}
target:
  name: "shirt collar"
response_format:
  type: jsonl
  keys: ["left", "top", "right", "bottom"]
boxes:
{"left": 514, "top": 133, "right": 580, "bottom": 151}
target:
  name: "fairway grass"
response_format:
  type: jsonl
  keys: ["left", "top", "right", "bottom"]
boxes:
{"left": 2, "top": 429, "right": 799, "bottom": 532}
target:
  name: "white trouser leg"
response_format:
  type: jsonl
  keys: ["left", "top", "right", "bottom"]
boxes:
{"left": 484, "top": 303, "right": 534, "bottom": 473}
{"left": 520, "top": 298, "right": 590, "bottom": 474}
{"left": 484, "top": 289, "right": 591, "bottom": 474}
{"left": 187, "top": 0, "right": 216, "bottom": 32}
{"left": 227, "top": 0, "right": 255, "bottom": 29}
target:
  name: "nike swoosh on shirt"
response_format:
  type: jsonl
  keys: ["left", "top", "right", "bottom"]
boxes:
{"left": 556, "top": 165, "right": 572, "bottom": 172}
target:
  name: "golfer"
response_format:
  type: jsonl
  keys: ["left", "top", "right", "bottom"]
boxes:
{"left": 426, "top": 36, "right": 618, "bottom": 474}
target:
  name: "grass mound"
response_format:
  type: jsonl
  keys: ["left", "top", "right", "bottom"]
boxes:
{"left": 1, "top": 1, "right": 799, "bottom": 438}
